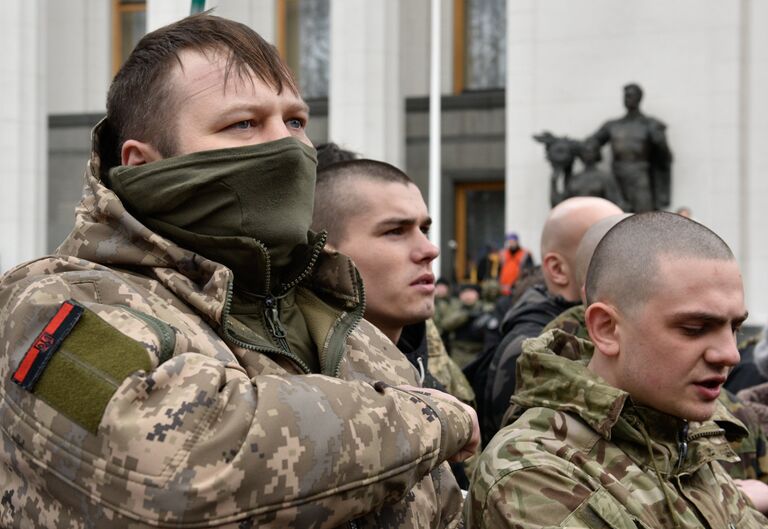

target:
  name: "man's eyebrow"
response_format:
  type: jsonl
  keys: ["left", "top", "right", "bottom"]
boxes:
{"left": 374, "top": 216, "right": 432, "bottom": 229}
{"left": 218, "top": 100, "right": 310, "bottom": 117}
{"left": 669, "top": 311, "right": 749, "bottom": 325}
{"left": 375, "top": 217, "right": 417, "bottom": 229}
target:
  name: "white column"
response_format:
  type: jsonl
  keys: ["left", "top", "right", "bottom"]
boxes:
{"left": 208, "top": 0, "right": 277, "bottom": 43}
{"left": 147, "top": 0, "right": 191, "bottom": 31}
{"left": 428, "top": 0, "right": 442, "bottom": 275}
{"left": 329, "top": 0, "right": 403, "bottom": 166}
{"left": 0, "top": 0, "right": 47, "bottom": 272}
{"left": 504, "top": 0, "right": 542, "bottom": 260}
{"left": 744, "top": 0, "right": 768, "bottom": 323}
{"left": 47, "top": 0, "right": 110, "bottom": 114}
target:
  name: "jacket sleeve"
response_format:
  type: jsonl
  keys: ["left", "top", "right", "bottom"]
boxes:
{"left": 467, "top": 465, "right": 595, "bottom": 529}
{"left": 0, "top": 274, "right": 473, "bottom": 528}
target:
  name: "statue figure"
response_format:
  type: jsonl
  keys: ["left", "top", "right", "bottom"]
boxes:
{"left": 532, "top": 131, "right": 580, "bottom": 207}
{"left": 566, "top": 138, "right": 626, "bottom": 210}
{"left": 590, "top": 83, "right": 673, "bottom": 212}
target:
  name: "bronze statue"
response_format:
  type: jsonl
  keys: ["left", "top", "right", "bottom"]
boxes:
{"left": 533, "top": 133, "right": 625, "bottom": 209}
{"left": 590, "top": 83, "right": 673, "bottom": 212}
{"left": 532, "top": 131, "right": 580, "bottom": 207}
{"left": 567, "top": 138, "right": 626, "bottom": 209}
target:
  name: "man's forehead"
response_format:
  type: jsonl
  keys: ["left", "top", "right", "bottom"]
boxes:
{"left": 170, "top": 48, "right": 301, "bottom": 104}
{"left": 355, "top": 180, "right": 426, "bottom": 215}
{"left": 651, "top": 256, "right": 745, "bottom": 307}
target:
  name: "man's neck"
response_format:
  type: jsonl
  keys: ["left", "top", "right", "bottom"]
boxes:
{"left": 372, "top": 322, "right": 402, "bottom": 344}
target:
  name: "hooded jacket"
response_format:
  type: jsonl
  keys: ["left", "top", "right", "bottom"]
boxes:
{"left": 466, "top": 283, "right": 577, "bottom": 444}
{"left": 0, "top": 124, "right": 472, "bottom": 528}
{"left": 466, "top": 330, "right": 768, "bottom": 528}
{"left": 543, "top": 304, "right": 768, "bottom": 484}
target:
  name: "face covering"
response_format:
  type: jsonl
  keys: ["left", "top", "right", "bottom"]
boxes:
{"left": 106, "top": 137, "right": 318, "bottom": 293}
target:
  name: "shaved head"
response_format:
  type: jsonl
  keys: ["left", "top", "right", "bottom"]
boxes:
{"left": 573, "top": 213, "right": 632, "bottom": 297}
{"left": 312, "top": 159, "right": 413, "bottom": 246}
{"left": 586, "top": 211, "right": 734, "bottom": 312}
{"left": 540, "top": 197, "right": 624, "bottom": 300}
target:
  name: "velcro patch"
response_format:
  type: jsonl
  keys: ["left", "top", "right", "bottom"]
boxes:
{"left": 13, "top": 300, "right": 84, "bottom": 390}
{"left": 12, "top": 300, "right": 152, "bottom": 434}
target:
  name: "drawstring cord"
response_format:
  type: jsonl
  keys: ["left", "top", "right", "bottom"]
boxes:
{"left": 636, "top": 420, "right": 682, "bottom": 529}
{"left": 416, "top": 356, "right": 426, "bottom": 385}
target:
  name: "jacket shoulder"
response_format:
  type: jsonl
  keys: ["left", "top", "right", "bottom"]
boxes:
{"left": 469, "top": 409, "right": 619, "bottom": 528}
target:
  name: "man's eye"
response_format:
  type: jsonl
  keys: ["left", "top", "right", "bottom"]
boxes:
{"left": 420, "top": 226, "right": 430, "bottom": 235}
{"left": 286, "top": 118, "right": 304, "bottom": 129}
{"left": 681, "top": 326, "right": 705, "bottom": 336}
{"left": 385, "top": 228, "right": 404, "bottom": 236}
{"left": 229, "top": 120, "right": 254, "bottom": 130}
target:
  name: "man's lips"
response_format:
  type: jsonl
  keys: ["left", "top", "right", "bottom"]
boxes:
{"left": 410, "top": 273, "right": 435, "bottom": 288}
{"left": 694, "top": 375, "right": 727, "bottom": 388}
{"left": 692, "top": 376, "right": 727, "bottom": 400}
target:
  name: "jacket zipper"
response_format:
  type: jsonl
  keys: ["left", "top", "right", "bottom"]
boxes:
{"left": 264, "top": 295, "right": 291, "bottom": 353}
{"left": 222, "top": 280, "right": 312, "bottom": 374}
{"left": 675, "top": 421, "right": 689, "bottom": 474}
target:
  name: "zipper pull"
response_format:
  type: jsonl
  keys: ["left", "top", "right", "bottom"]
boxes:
{"left": 675, "top": 421, "right": 689, "bottom": 474}
{"left": 264, "top": 296, "right": 287, "bottom": 339}
{"left": 416, "top": 356, "right": 426, "bottom": 385}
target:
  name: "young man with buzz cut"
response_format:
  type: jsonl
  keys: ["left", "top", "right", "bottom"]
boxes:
{"left": 467, "top": 211, "right": 768, "bottom": 528}
{"left": 311, "top": 158, "right": 474, "bottom": 406}
{"left": 0, "top": 13, "right": 479, "bottom": 528}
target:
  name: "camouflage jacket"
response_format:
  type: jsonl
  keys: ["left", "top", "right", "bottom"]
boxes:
{"left": 0, "top": 147, "right": 473, "bottom": 528}
{"left": 398, "top": 320, "right": 474, "bottom": 406}
{"left": 425, "top": 319, "right": 475, "bottom": 405}
{"left": 466, "top": 330, "right": 768, "bottom": 528}
{"left": 544, "top": 304, "right": 768, "bottom": 483}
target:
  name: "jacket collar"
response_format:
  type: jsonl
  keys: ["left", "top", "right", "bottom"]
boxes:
{"left": 56, "top": 119, "right": 364, "bottom": 327}
{"left": 512, "top": 330, "right": 747, "bottom": 473}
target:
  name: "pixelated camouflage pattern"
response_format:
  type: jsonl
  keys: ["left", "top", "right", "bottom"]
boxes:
{"left": 467, "top": 330, "right": 768, "bottom": 528}
{"left": 544, "top": 304, "right": 768, "bottom": 483}
{"left": 0, "top": 150, "right": 472, "bottom": 528}
{"left": 426, "top": 319, "right": 475, "bottom": 405}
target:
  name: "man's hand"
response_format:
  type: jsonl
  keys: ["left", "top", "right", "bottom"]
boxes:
{"left": 735, "top": 479, "right": 768, "bottom": 513}
{"left": 397, "top": 385, "right": 480, "bottom": 463}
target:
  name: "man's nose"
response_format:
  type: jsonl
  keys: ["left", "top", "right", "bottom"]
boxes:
{"left": 262, "top": 119, "right": 293, "bottom": 143}
{"left": 707, "top": 330, "right": 741, "bottom": 368}
{"left": 415, "top": 233, "right": 439, "bottom": 263}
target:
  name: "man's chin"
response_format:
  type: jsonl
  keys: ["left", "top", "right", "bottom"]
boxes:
{"left": 679, "top": 403, "right": 717, "bottom": 423}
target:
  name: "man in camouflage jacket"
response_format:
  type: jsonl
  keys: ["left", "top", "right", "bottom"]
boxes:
{"left": 0, "top": 14, "right": 477, "bottom": 529}
{"left": 467, "top": 212, "right": 768, "bottom": 528}
{"left": 545, "top": 304, "right": 768, "bottom": 487}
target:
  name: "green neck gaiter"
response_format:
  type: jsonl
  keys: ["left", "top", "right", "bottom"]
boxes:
{"left": 106, "top": 137, "right": 318, "bottom": 294}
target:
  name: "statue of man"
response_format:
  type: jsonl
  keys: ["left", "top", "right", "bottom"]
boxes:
{"left": 590, "top": 83, "right": 673, "bottom": 212}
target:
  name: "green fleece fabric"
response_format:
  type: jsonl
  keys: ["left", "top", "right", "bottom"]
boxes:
{"left": 33, "top": 308, "right": 152, "bottom": 434}
{"left": 106, "top": 137, "right": 318, "bottom": 293}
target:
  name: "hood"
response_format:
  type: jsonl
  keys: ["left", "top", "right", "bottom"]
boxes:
{"left": 55, "top": 119, "right": 364, "bottom": 327}
{"left": 511, "top": 330, "right": 625, "bottom": 437}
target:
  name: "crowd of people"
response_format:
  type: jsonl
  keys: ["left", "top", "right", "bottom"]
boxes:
{"left": 1, "top": 12, "right": 767, "bottom": 529}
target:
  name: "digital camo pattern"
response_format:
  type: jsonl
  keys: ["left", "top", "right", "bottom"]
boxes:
{"left": 466, "top": 330, "right": 768, "bottom": 528}
{"left": 426, "top": 319, "right": 475, "bottom": 405}
{"left": 0, "top": 152, "right": 472, "bottom": 528}
{"left": 544, "top": 304, "right": 768, "bottom": 483}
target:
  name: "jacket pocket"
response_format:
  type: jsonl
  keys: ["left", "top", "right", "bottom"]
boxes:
{"left": 564, "top": 488, "right": 649, "bottom": 529}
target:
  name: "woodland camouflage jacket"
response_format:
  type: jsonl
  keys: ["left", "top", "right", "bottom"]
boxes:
{"left": 0, "top": 139, "right": 472, "bottom": 528}
{"left": 543, "top": 304, "right": 768, "bottom": 483}
{"left": 466, "top": 330, "right": 768, "bottom": 528}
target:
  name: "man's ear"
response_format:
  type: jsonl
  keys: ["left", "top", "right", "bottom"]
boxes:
{"left": 121, "top": 139, "right": 163, "bottom": 166}
{"left": 585, "top": 302, "right": 620, "bottom": 357}
{"left": 542, "top": 252, "right": 570, "bottom": 287}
